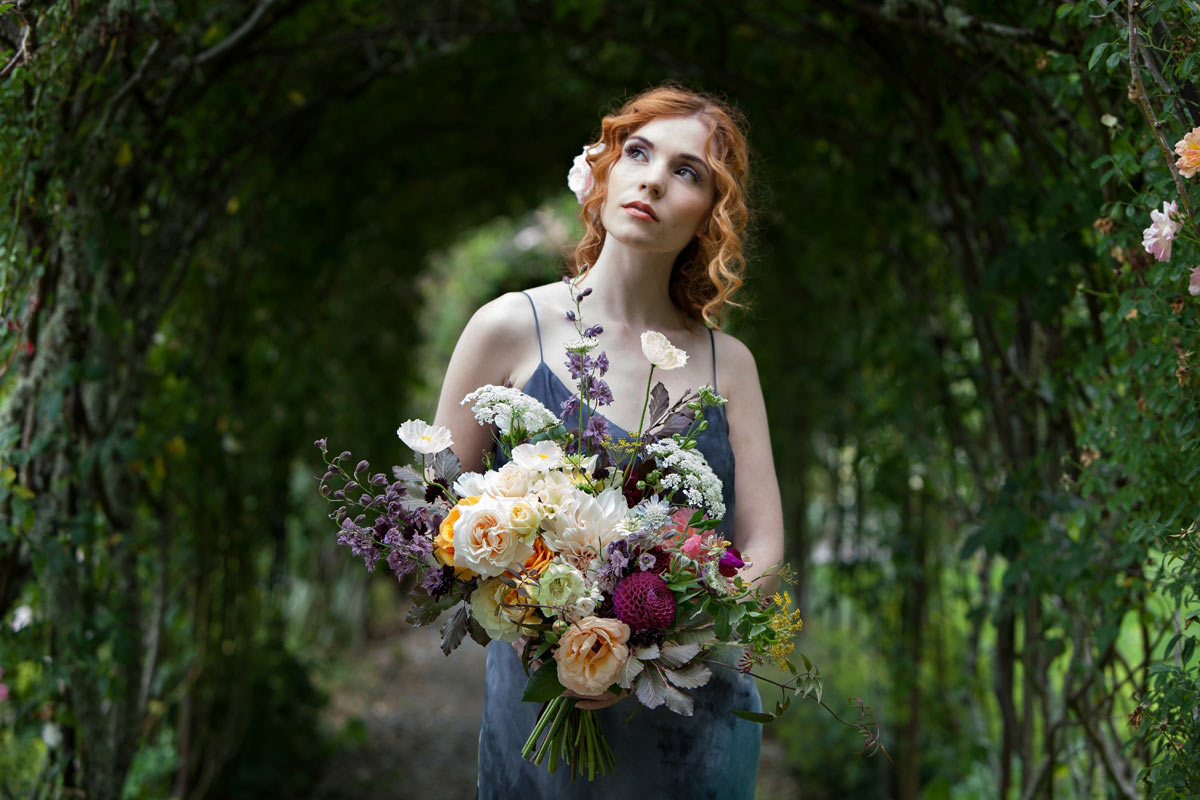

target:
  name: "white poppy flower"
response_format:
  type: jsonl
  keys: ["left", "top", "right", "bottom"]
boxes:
{"left": 640, "top": 331, "right": 688, "bottom": 371}
{"left": 396, "top": 419, "right": 453, "bottom": 455}
{"left": 512, "top": 441, "right": 566, "bottom": 473}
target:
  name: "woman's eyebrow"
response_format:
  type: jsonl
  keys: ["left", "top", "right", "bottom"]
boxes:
{"left": 627, "top": 135, "right": 709, "bottom": 174}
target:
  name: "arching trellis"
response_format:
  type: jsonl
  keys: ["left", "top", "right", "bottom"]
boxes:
{"left": 0, "top": 1, "right": 1197, "bottom": 797}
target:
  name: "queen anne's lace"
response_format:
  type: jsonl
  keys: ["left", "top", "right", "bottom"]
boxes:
{"left": 645, "top": 440, "right": 726, "bottom": 520}
{"left": 460, "top": 385, "right": 559, "bottom": 434}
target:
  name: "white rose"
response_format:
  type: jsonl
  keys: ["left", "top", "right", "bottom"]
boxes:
{"left": 452, "top": 497, "right": 534, "bottom": 577}
{"left": 396, "top": 419, "right": 454, "bottom": 454}
{"left": 542, "top": 487, "right": 628, "bottom": 569}
{"left": 470, "top": 578, "right": 523, "bottom": 642}
{"left": 485, "top": 462, "right": 533, "bottom": 499}
{"left": 512, "top": 441, "right": 566, "bottom": 472}
{"left": 567, "top": 143, "right": 605, "bottom": 203}
{"left": 640, "top": 331, "right": 688, "bottom": 371}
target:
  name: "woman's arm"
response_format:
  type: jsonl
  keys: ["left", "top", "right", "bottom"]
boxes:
{"left": 720, "top": 334, "right": 786, "bottom": 598}
{"left": 432, "top": 293, "right": 532, "bottom": 474}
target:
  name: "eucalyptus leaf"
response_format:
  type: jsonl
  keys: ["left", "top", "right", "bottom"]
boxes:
{"left": 633, "top": 644, "right": 660, "bottom": 660}
{"left": 662, "top": 662, "right": 711, "bottom": 690}
{"left": 633, "top": 667, "right": 666, "bottom": 710}
{"left": 432, "top": 448, "right": 462, "bottom": 485}
{"left": 405, "top": 593, "right": 455, "bottom": 626}
{"left": 648, "top": 381, "right": 669, "bottom": 423}
{"left": 439, "top": 604, "right": 469, "bottom": 656}
{"left": 660, "top": 680, "right": 694, "bottom": 716}
{"left": 617, "top": 655, "right": 645, "bottom": 689}
{"left": 392, "top": 465, "right": 423, "bottom": 484}
{"left": 658, "top": 640, "right": 701, "bottom": 668}
{"left": 466, "top": 614, "right": 491, "bottom": 648}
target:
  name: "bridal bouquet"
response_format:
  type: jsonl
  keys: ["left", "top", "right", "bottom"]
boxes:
{"left": 314, "top": 281, "right": 815, "bottom": 780}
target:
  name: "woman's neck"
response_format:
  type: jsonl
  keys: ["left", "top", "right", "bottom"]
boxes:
{"left": 575, "top": 238, "right": 688, "bottom": 330}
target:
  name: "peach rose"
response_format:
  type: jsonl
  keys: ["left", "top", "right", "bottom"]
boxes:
{"left": 434, "top": 497, "right": 480, "bottom": 578}
{"left": 554, "top": 616, "right": 631, "bottom": 696}
{"left": 453, "top": 496, "right": 533, "bottom": 577}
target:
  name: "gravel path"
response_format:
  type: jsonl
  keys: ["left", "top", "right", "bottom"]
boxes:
{"left": 311, "top": 617, "right": 799, "bottom": 799}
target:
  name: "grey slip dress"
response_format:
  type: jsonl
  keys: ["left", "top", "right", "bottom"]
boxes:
{"left": 475, "top": 292, "right": 763, "bottom": 799}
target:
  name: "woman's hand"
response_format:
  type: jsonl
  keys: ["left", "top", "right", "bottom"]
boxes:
{"left": 564, "top": 687, "right": 629, "bottom": 710}
{"left": 511, "top": 637, "right": 629, "bottom": 710}
{"left": 511, "top": 636, "right": 539, "bottom": 669}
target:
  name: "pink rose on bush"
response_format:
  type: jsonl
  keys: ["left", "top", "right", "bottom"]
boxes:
{"left": 1142, "top": 200, "right": 1180, "bottom": 262}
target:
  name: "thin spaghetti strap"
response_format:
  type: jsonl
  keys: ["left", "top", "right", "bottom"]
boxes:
{"left": 521, "top": 291, "right": 545, "bottom": 363}
{"left": 708, "top": 328, "right": 719, "bottom": 393}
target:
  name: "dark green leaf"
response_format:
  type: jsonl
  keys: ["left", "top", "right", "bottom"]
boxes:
{"left": 522, "top": 659, "right": 565, "bottom": 702}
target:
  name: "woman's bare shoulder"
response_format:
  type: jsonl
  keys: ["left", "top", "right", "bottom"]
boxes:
{"left": 711, "top": 329, "right": 759, "bottom": 394}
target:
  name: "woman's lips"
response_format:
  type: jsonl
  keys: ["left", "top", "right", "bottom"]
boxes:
{"left": 623, "top": 203, "right": 658, "bottom": 222}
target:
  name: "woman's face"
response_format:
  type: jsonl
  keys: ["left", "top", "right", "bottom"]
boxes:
{"left": 600, "top": 115, "right": 716, "bottom": 257}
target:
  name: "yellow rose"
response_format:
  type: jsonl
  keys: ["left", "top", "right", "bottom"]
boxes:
{"left": 504, "top": 576, "right": 541, "bottom": 628}
{"left": 435, "top": 497, "right": 480, "bottom": 578}
{"left": 554, "top": 616, "right": 630, "bottom": 696}
{"left": 470, "top": 578, "right": 522, "bottom": 642}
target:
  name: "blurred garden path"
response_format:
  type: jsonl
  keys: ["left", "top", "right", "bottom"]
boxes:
{"left": 311, "top": 617, "right": 799, "bottom": 799}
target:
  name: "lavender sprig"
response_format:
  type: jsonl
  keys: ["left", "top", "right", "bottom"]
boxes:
{"left": 313, "top": 438, "right": 443, "bottom": 584}
{"left": 561, "top": 277, "right": 614, "bottom": 457}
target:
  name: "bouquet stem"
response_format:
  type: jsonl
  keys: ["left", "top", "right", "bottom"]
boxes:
{"left": 521, "top": 696, "right": 616, "bottom": 781}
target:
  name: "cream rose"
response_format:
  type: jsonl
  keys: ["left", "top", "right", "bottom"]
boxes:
{"left": 542, "top": 487, "right": 627, "bottom": 569}
{"left": 452, "top": 497, "right": 534, "bottom": 577}
{"left": 554, "top": 616, "right": 631, "bottom": 696}
{"left": 640, "top": 331, "right": 688, "bottom": 371}
{"left": 485, "top": 462, "right": 533, "bottom": 499}
{"left": 503, "top": 498, "right": 541, "bottom": 543}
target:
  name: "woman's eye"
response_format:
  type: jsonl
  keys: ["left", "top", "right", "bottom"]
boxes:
{"left": 624, "top": 144, "right": 646, "bottom": 160}
{"left": 677, "top": 166, "right": 700, "bottom": 182}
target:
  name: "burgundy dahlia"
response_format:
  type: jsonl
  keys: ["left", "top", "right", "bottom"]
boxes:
{"left": 612, "top": 571, "right": 675, "bottom": 631}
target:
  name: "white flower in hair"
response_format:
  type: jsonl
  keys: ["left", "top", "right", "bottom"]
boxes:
{"left": 567, "top": 143, "right": 606, "bottom": 203}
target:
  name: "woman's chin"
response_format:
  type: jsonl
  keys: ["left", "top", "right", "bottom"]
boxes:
{"left": 603, "top": 226, "right": 687, "bottom": 257}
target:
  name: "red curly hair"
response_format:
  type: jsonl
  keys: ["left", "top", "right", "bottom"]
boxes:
{"left": 568, "top": 84, "right": 751, "bottom": 329}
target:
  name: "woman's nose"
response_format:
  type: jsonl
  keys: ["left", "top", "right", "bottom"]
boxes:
{"left": 640, "top": 173, "right": 664, "bottom": 199}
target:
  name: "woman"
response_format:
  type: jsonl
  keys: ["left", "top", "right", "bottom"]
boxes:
{"left": 433, "top": 85, "right": 785, "bottom": 798}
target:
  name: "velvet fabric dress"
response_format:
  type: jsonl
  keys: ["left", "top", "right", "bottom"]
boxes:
{"left": 474, "top": 293, "right": 763, "bottom": 799}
